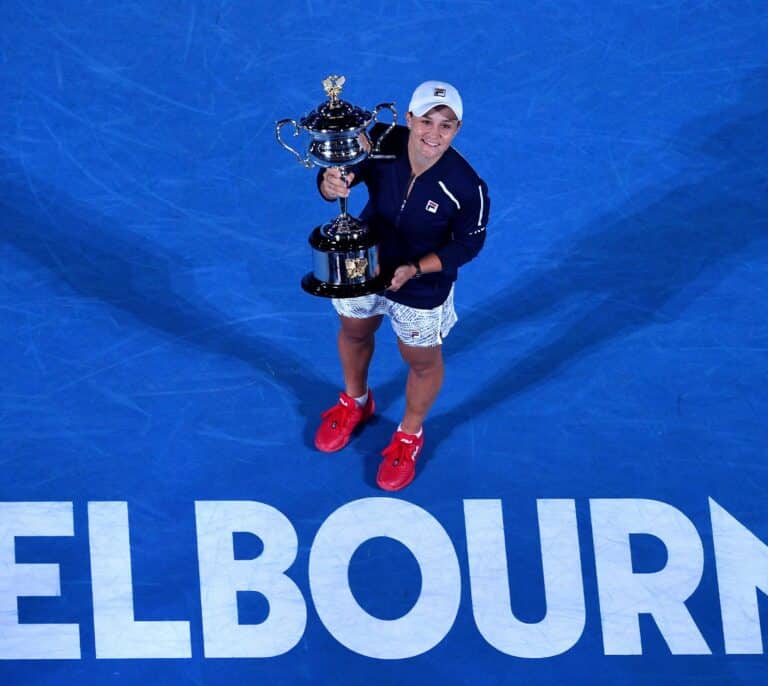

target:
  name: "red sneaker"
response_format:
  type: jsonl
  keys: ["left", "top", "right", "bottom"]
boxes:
{"left": 376, "top": 430, "right": 424, "bottom": 491}
{"left": 314, "top": 390, "right": 375, "bottom": 453}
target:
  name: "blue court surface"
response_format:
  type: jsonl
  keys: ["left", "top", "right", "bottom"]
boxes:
{"left": 2, "top": 2, "right": 767, "bottom": 684}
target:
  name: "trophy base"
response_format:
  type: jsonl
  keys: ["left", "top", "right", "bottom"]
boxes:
{"left": 301, "top": 272, "right": 389, "bottom": 298}
{"left": 302, "top": 219, "right": 385, "bottom": 298}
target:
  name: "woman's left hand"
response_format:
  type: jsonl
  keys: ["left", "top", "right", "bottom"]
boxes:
{"left": 387, "top": 264, "right": 418, "bottom": 292}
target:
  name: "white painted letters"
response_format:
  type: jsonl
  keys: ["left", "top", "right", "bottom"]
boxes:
{"left": 0, "top": 502, "right": 80, "bottom": 659}
{"left": 88, "top": 502, "right": 191, "bottom": 658}
{"left": 195, "top": 501, "right": 306, "bottom": 657}
{"left": 1, "top": 496, "right": 763, "bottom": 661}
{"left": 590, "top": 498, "right": 710, "bottom": 655}
{"left": 464, "top": 499, "right": 585, "bottom": 657}
{"left": 710, "top": 497, "right": 768, "bottom": 654}
{"left": 309, "top": 497, "right": 461, "bottom": 659}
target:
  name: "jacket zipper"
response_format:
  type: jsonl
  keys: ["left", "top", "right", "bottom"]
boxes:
{"left": 396, "top": 173, "right": 417, "bottom": 227}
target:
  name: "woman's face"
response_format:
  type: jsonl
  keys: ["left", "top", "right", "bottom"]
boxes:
{"left": 406, "top": 106, "right": 461, "bottom": 166}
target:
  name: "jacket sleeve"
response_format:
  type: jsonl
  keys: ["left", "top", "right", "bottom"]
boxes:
{"left": 434, "top": 177, "right": 490, "bottom": 278}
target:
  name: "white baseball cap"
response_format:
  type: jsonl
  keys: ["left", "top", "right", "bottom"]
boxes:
{"left": 408, "top": 80, "right": 463, "bottom": 121}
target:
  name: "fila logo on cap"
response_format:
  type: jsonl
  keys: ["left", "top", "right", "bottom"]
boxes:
{"left": 434, "top": 87, "right": 446, "bottom": 97}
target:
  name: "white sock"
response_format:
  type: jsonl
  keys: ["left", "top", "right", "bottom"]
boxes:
{"left": 353, "top": 391, "right": 368, "bottom": 408}
{"left": 398, "top": 423, "right": 423, "bottom": 438}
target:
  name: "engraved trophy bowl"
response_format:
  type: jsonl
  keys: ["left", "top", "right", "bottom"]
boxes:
{"left": 276, "top": 75, "right": 397, "bottom": 297}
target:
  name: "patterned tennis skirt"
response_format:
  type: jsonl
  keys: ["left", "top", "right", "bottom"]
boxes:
{"left": 332, "top": 286, "right": 457, "bottom": 347}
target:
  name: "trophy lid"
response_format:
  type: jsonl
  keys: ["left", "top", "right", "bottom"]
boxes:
{"left": 300, "top": 75, "right": 373, "bottom": 133}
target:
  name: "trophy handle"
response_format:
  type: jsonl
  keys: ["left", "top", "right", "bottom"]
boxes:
{"left": 368, "top": 102, "right": 397, "bottom": 159}
{"left": 275, "top": 119, "right": 313, "bottom": 168}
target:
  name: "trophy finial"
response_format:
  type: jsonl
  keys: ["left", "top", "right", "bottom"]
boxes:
{"left": 322, "top": 75, "right": 346, "bottom": 104}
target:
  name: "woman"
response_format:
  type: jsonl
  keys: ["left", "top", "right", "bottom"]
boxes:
{"left": 314, "top": 80, "right": 490, "bottom": 491}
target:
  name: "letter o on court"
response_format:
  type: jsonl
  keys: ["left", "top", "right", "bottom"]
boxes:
{"left": 309, "top": 498, "right": 461, "bottom": 659}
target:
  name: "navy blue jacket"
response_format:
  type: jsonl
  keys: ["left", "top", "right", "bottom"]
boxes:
{"left": 319, "top": 124, "right": 490, "bottom": 309}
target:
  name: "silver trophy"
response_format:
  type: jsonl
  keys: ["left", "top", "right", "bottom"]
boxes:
{"left": 276, "top": 75, "right": 397, "bottom": 297}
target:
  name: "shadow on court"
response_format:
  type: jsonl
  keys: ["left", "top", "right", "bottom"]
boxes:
{"left": 0, "top": 168, "right": 336, "bottom": 448}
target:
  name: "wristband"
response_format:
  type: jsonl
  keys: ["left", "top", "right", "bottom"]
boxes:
{"left": 409, "top": 261, "right": 422, "bottom": 278}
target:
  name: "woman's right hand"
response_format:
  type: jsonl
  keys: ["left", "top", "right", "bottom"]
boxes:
{"left": 320, "top": 167, "right": 355, "bottom": 200}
